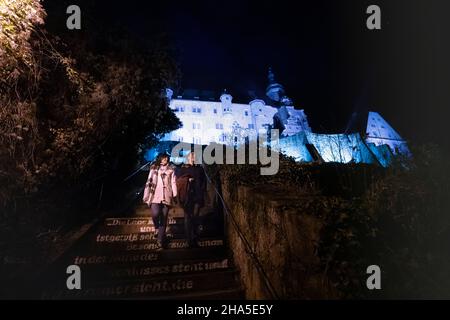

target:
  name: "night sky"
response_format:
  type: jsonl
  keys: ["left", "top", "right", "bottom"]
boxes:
{"left": 48, "top": 0, "right": 450, "bottom": 148}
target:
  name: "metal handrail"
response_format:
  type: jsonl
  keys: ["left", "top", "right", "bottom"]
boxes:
{"left": 122, "top": 161, "right": 152, "bottom": 183}
{"left": 201, "top": 165, "right": 280, "bottom": 300}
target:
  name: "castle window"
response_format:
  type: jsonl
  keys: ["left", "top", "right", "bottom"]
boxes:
{"left": 219, "top": 134, "right": 226, "bottom": 142}
{"left": 216, "top": 123, "right": 223, "bottom": 130}
{"left": 213, "top": 109, "right": 217, "bottom": 114}
{"left": 244, "top": 110, "right": 249, "bottom": 116}
{"left": 248, "top": 124, "right": 254, "bottom": 129}
{"left": 192, "top": 123, "right": 201, "bottom": 129}
{"left": 192, "top": 107, "right": 201, "bottom": 113}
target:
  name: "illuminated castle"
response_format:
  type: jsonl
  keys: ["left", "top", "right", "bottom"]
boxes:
{"left": 162, "top": 68, "right": 310, "bottom": 146}
{"left": 157, "top": 69, "right": 410, "bottom": 167}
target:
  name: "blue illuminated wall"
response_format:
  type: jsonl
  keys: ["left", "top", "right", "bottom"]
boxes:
{"left": 278, "top": 131, "right": 400, "bottom": 167}
{"left": 278, "top": 132, "right": 313, "bottom": 162}
{"left": 145, "top": 87, "right": 410, "bottom": 167}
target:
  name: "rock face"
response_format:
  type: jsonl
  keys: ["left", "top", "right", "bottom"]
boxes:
{"left": 221, "top": 181, "right": 340, "bottom": 299}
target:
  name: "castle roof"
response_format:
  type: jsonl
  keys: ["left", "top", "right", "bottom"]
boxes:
{"left": 174, "top": 89, "right": 217, "bottom": 101}
{"left": 345, "top": 110, "right": 405, "bottom": 142}
{"left": 172, "top": 87, "right": 275, "bottom": 105}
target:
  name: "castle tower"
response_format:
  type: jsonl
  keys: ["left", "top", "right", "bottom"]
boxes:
{"left": 165, "top": 88, "right": 174, "bottom": 101}
{"left": 265, "top": 67, "right": 285, "bottom": 103}
{"left": 220, "top": 90, "right": 233, "bottom": 113}
{"left": 220, "top": 90, "right": 234, "bottom": 133}
{"left": 265, "top": 67, "right": 311, "bottom": 136}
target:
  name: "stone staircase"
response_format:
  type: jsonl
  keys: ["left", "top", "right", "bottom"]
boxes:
{"left": 37, "top": 203, "right": 244, "bottom": 299}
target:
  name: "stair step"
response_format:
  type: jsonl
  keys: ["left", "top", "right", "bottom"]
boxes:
{"left": 94, "top": 225, "right": 221, "bottom": 238}
{"left": 42, "top": 269, "right": 241, "bottom": 299}
{"left": 96, "top": 231, "right": 221, "bottom": 241}
{"left": 111, "top": 208, "right": 221, "bottom": 222}
{"left": 72, "top": 258, "right": 232, "bottom": 282}
{"left": 103, "top": 217, "right": 183, "bottom": 228}
{"left": 68, "top": 237, "right": 226, "bottom": 255}
{"left": 52, "top": 244, "right": 229, "bottom": 269}
{"left": 100, "top": 218, "right": 222, "bottom": 236}
{"left": 133, "top": 205, "right": 185, "bottom": 218}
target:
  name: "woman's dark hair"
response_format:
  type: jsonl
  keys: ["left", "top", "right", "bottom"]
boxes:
{"left": 151, "top": 153, "right": 170, "bottom": 169}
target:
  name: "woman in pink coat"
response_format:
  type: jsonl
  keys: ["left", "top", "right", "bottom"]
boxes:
{"left": 143, "top": 153, "right": 177, "bottom": 249}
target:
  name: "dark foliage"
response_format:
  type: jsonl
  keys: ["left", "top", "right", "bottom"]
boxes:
{"left": 218, "top": 144, "right": 450, "bottom": 298}
{"left": 0, "top": 0, "right": 180, "bottom": 270}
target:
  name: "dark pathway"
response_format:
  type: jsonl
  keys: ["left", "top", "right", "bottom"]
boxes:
{"left": 34, "top": 174, "right": 244, "bottom": 299}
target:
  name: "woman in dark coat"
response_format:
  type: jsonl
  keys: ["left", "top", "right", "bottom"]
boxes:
{"left": 175, "top": 152, "right": 207, "bottom": 247}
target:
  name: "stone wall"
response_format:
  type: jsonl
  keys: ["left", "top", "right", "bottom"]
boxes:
{"left": 221, "top": 181, "right": 341, "bottom": 299}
